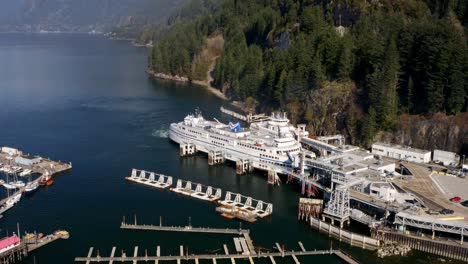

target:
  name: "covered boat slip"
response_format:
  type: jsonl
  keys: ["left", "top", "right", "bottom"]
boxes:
{"left": 218, "top": 191, "right": 273, "bottom": 218}
{"left": 125, "top": 169, "right": 172, "bottom": 189}
{"left": 124, "top": 168, "right": 273, "bottom": 223}
{"left": 170, "top": 179, "right": 222, "bottom": 202}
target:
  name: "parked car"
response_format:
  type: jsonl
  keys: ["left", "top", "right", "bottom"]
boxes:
{"left": 461, "top": 201, "right": 468, "bottom": 207}
{"left": 440, "top": 209, "right": 455, "bottom": 214}
{"left": 450, "top": 196, "right": 462, "bottom": 203}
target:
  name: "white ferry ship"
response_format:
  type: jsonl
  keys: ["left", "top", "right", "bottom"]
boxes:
{"left": 169, "top": 110, "right": 308, "bottom": 175}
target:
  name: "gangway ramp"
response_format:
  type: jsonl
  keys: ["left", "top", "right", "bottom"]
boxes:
{"left": 301, "top": 137, "right": 342, "bottom": 154}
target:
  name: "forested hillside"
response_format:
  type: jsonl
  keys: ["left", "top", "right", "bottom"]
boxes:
{"left": 0, "top": 0, "right": 187, "bottom": 33}
{"left": 149, "top": 0, "right": 467, "bottom": 152}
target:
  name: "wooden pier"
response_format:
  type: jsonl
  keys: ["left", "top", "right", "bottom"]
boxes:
{"left": 0, "top": 230, "right": 69, "bottom": 264}
{"left": 120, "top": 222, "right": 249, "bottom": 235}
{"left": 75, "top": 247, "right": 353, "bottom": 263}
{"left": 0, "top": 243, "right": 27, "bottom": 264}
{"left": 78, "top": 221, "right": 361, "bottom": 264}
{"left": 26, "top": 232, "right": 69, "bottom": 252}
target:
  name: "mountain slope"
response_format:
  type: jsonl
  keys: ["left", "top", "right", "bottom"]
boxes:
{"left": 0, "top": 0, "right": 188, "bottom": 32}
{"left": 148, "top": 0, "right": 467, "bottom": 153}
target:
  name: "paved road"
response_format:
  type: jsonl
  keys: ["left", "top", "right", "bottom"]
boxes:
{"left": 392, "top": 161, "right": 468, "bottom": 220}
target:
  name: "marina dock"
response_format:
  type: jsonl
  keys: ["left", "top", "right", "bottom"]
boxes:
{"left": 124, "top": 169, "right": 273, "bottom": 222}
{"left": 0, "top": 147, "right": 72, "bottom": 217}
{"left": 120, "top": 222, "right": 249, "bottom": 235}
{"left": 217, "top": 191, "right": 273, "bottom": 220}
{"left": 26, "top": 230, "right": 70, "bottom": 252}
{"left": 0, "top": 230, "right": 70, "bottom": 264}
{"left": 170, "top": 179, "right": 221, "bottom": 202}
{"left": 125, "top": 169, "right": 172, "bottom": 189}
{"left": 75, "top": 247, "right": 358, "bottom": 263}
{"left": 77, "top": 219, "right": 361, "bottom": 264}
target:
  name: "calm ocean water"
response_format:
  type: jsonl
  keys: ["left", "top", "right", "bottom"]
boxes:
{"left": 0, "top": 33, "right": 441, "bottom": 264}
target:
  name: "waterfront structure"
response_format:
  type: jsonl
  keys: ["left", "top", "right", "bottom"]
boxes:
{"left": 371, "top": 142, "right": 431, "bottom": 163}
{"left": 14, "top": 155, "right": 42, "bottom": 167}
{"left": 124, "top": 169, "right": 272, "bottom": 221}
{"left": 77, "top": 219, "right": 359, "bottom": 264}
{"left": 169, "top": 110, "right": 307, "bottom": 175}
{"left": 169, "top": 109, "right": 468, "bottom": 258}
{"left": 0, "top": 147, "right": 72, "bottom": 218}
{"left": 0, "top": 235, "right": 20, "bottom": 254}
{"left": 433, "top": 149, "right": 460, "bottom": 166}
{"left": 1, "top": 147, "right": 21, "bottom": 156}
{"left": 0, "top": 230, "right": 69, "bottom": 263}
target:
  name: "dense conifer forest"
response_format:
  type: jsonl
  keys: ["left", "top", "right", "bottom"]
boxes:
{"left": 149, "top": 0, "right": 467, "bottom": 148}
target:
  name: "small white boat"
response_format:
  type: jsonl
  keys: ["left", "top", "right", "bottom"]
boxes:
{"left": 6, "top": 193, "right": 21, "bottom": 206}
{"left": 25, "top": 182, "right": 39, "bottom": 193}
{"left": 12, "top": 181, "right": 25, "bottom": 188}
{"left": 0, "top": 203, "right": 13, "bottom": 215}
{"left": 19, "top": 169, "right": 32, "bottom": 177}
{"left": 2, "top": 183, "right": 17, "bottom": 190}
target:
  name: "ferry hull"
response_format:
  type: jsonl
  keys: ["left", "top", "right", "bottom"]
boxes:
{"left": 169, "top": 124, "right": 294, "bottom": 175}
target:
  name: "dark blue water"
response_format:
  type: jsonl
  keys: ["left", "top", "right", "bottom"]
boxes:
{"left": 0, "top": 33, "right": 434, "bottom": 264}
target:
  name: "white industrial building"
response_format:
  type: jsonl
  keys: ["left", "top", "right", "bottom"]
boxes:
{"left": 433, "top": 149, "right": 460, "bottom": 166}
{"left": 369, "top": 183, "right": 397, "bottom": 202}
{"left": 1, "top": 147, "right": 21, "bottom": 156}
{"left": 15, "top": 155, "right": 42, "bottom": 166}
{"left": 371, "top": 142, "right": 431, "bottom": 163}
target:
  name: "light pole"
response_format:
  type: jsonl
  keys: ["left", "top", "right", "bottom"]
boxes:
{"left": 463, "top": 155, "right": 466, "bottom": 176}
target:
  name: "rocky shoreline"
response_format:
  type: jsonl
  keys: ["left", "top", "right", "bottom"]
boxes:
{"left": 377, "top": 241, "right": 412, "bottom": 258}
{"left": 146, "top": 68, "right": 229, "bottom": 101}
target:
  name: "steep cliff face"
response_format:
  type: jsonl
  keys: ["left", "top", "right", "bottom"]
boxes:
{"left": 376, "top": 113, "right": 468, "bottom": 154}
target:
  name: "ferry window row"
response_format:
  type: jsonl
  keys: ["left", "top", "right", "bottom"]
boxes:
{"left": 260, "top": 153, "right": 279, "bottom": 160}
{"left": 211, "top": 135, "right": 228, "bottom": 142}
{"left": 188, "top": 129, "right": 202, "bottom": 136}
{"left": 260, "top": 160, "right": 292, "bottom": 168}
{"left": 211, "top": 140, "right": 225, "bottom": 147}
{"left": 277, "top": 148, "right": 300, "bottom": 155}
{"left": 238, "top": 143, "right": 266, "bottom": 152}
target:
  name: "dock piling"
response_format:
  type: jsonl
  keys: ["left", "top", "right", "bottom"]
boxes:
{"left": 269, "top": 256, "right": 276, "bottom": 264}
{"left": 133, "top": 246, "right": 138, "bottom": 264}
{"left": 298, "top": 242, "right": 306, "bottom": 252}
{"left": 291, "top": 254, "right": 300, "bottom": 264}
{"left": 85, "top": 247, "right": 93, "bottom": 264}
{"left": 275, "top": 243, "right": 284, "bottom": 257}
{"left": 155, "top": 246, "right": 160, "bottom": 264}
{"left": 108, "top": 247, "right": 116, "bottom": 264}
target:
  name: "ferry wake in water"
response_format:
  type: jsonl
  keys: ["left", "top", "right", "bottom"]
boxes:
{"left": 151, "top": 127, "right": 169, "bottom": 138}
